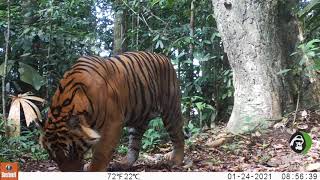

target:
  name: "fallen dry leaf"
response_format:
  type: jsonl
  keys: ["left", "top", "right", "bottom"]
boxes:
{"left": 305, "top": 163, "right": 320, "bottom": 172}
{"left": 206, "top": 137, "right": 227, "bottom": 147}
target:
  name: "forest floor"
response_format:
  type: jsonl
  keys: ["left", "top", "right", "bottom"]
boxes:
{"left": 21, "top": 109, "right": 320, "bottom": 172}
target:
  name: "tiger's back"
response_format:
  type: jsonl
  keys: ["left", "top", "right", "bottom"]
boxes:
{"left": 40, "top": 51, "right": 184, "bottom": 171}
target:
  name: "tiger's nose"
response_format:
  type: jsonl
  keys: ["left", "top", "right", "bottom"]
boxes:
{"left": 52, "top": 107, "right": 61, "bottom": 117}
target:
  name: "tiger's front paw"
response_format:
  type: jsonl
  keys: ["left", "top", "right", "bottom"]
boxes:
{"left": 164, "top": 150, "right": 184, "bottom": 166}
{"left": 83, "top": 163, "right": 91, "bottom": 172}
{"left": 83, "top": 162, "right": 107, "bottom": 172}
{"left": 111, "top": 155, "right": 135, "bottom": 171}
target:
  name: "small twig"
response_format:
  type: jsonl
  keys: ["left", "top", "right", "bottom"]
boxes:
{"left": 142, "top": 6, "right": 168, "bottom": 25}
{"left": 266, "top": 118, "right": 283, "bottom": 122}
{"left": 120, "top": 0, "right": 153, "bottom": 32}
{"left": 235, "top": 133, "right": 249, "bottom": 140}
{"left": 136, "top": 9, "right": 139, "bottom": 49}
{"left": 46, "top": 0, "right": 53, "bottom": 101}
{"left": 292, "top": 91, "right": 301, "bottom": 125}
{"left": 140, "top": 14, "right": 152, "bottom": 32}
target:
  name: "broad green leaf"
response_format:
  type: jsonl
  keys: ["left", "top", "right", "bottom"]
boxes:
{"left": 0, "top": 61, "right": 45, "bottom": 90}
{"left": 195, "top": 102, "right": 205, "bottom": 110}
{"left": 306, "top": 39, "right": 320, "bottom": 49}
{"left": 18, "top": 63, "right": 45, "bottom": 90}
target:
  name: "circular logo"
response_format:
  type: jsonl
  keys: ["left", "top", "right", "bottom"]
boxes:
{"left": 289, "top": 131, "right": 312, "bottom": 154}
{"left": 5, "top": 165, "right": 13, "bottom": 171}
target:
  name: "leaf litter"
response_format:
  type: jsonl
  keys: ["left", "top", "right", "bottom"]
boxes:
{"left": 20, "top": 109, "right": 320, "bottom": 172}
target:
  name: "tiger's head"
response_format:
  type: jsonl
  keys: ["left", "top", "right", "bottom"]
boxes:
{"left": 39, "top": 79, "right": 100, "bottom": 171}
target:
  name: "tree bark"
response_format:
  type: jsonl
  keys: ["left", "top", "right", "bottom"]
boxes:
{"left": 277, "top": 0, "right": 299, "bottom": 111}
{"left": 113, "top": 0, "right": 127, "bottom": 55}
{"left": 2, "top": 0, "right": 11, "bottom": 136}
{"left": 185, "top": 0, "right": 195, "bottom": 122}
{"left": 212, "top": 0, "right": 290, "bottom": 134}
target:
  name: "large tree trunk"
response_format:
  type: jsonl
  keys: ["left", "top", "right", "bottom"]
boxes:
{"left": 113, "top": 0, "right": 127, "bottom": 55}
{"left": 212, "top": 0, "right": 292, "bottom": 134}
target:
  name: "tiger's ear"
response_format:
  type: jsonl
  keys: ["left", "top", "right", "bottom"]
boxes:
{"left": 80, "top": 125, "right": 101, "bottom": 144}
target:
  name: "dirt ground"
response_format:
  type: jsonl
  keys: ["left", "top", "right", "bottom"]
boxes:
{"left": 20, "top": 110, "right": 320, "bottom": 172}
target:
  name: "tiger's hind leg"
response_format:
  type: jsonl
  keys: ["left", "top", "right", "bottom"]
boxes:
{"left": 162, "top": 112, "right": 185, "bottom": 166}
{"left": 119, "top": 126, "right": 147, "bottom": 169}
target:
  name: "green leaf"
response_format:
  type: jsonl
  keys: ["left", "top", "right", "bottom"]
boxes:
{"left": 159, "top": 40, "right": 164, "bottom": 49}
{"left": 206, "top": 105, "right": 215, "bottom": 111}
{"left": 222, "top": 93, "right": 227, "bottom": 99}
{"left": 203, "top": 40, "right": 211, "bottom": 45}
{"left": 298, "top": 0, "right": 320, "bottom": 18}
{"left": 290, "top": 52, "right": 299, "bottom": 56}
{"left": 307, "top": 51, "right": 316, "bottom": 57}
{"left": 167, "top": 0, "right": 174, "bottom": 7}
{"left": 151, "top": 0, "right": 161, "bottom": 6}
{"left": 227, "top": 79, "right": 232, "bottom": 87}
{"left": 183, "top": 59, "right": 193, "bottom": 64}
{"left": 152, "top": 34, "right": 160, "bottom": 42}
{"left": 0, "top": 61, "right": 45, "bottom": 90}
{"left": 195, "top": 84, "right": 201, "bottom": 92}
{"left": 195, "top": 102, "right": 205, "bottom": 111}
{"left": 155, "top": 40, "right": 164, "bottom": 49}
{"left": 21, "top": 28, "right": 31, "bottom": 36}
{"left": 306, "top": 39, "right": 320, "bottom": 49}
{"left": 299, "top": 58, "right": 306, "bottom": 66}
{"left": 18, "top": 63, "right": 45, "bottom": 91}
{"left": 20, "top": 53, "right": 31, "bottom": 58}
{"left": 210, "top": 32, "right": 220, "bottom": 41}
{"left": 277, "top": 69, "right": 292, "bottom": 75}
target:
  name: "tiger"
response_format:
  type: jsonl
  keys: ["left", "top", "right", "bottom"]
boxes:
{"left": 39, "top": 51, "right": 185, "bottom": 172}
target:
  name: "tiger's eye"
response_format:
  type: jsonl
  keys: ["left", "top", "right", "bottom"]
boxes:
{"left": 62, "top": 99, "right": 71, "bottom": 106}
